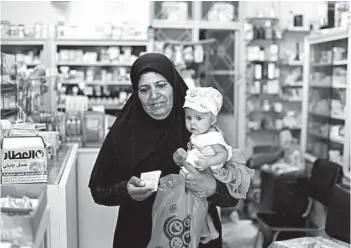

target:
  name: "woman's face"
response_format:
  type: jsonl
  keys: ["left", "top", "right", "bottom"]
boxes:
{"left": 138, "top": 71, "right": 173, "bottom": 120}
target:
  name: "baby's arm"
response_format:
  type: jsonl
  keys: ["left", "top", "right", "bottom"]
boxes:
{"left": 195, "top": 144, "right": 228, "bottom": 170}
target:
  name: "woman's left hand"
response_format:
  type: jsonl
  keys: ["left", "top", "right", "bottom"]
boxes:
{"left": 183, "top": 162, "right": 216, "bottom": 198}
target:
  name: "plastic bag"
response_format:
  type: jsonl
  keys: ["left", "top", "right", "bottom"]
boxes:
{"left": 147, "top": 174, "right": 208, "bottom": 248}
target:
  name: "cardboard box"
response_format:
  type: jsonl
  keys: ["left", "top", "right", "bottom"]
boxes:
{"left": 1, "top": 184, "right": 47, "bottom": 246}
{"left": 1, "top": 136, "right": 48, "bottom": 184}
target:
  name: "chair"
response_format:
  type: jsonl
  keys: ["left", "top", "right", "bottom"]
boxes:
{"left": 254, "top": 158, "right": 343, "bottom": 247}
{"left": 247, "top": 145, "right": 284, "bottom": 170}
{"left": 245, "top": 145, "right": 284, "bottom": 218}
{"left": 325, "top": 184, "right": 350, "bottom": 243}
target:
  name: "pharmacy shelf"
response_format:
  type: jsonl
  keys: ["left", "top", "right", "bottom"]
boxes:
{"left": 309, "top": 112, "right": 345, "bottom": 121}
{"left": 61, "top": 80, "right": 132, "bottom": 86}
{"left": 152, "top": 20, "right": 242, "bottom": 31}
{"left": 282, "top": 83, "right": 304, "bottom": 87}
{"left": 310, "top": 83, "right": 347, "bottom": 89}
{"left": 312, "top": 60, "right": 348, "bottom": 66}
{"left": 58, "top": 103, "right": 124, "bottom": 110}
{"left": 56, "top": 62, "right": 133, "bottom": 67}
{"left": 1, "top": 38, "right": 46, "bottom": 45}
{"left": 246, "top": 17, "right": 279, "bottom": 24}
{"left": 151, "top": 20, "right": 197, "bottom": 29}
{"left": 197, "top": 21, "right": 241, "bottom": 30}
{"left": 278, "top": 61, "right": 304, "bottom": 66}
{"left": 55, "top": 39, "right": 149, "bottom": 47}
{"left": 301, "top": 27, "right": 350, "bottom": 178}
{"left": 308, "top": 132, "right": 344, "bottom": 145}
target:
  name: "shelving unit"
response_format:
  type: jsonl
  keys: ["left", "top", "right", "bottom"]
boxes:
{"left": 245, "top": 17, "right": 281, "bottom": 149}
{"left": 301, "top": 27, "right": 350, "bottom": 179}
{"left": 276, "top": 29, "right": 311, "bottom": 144}
{"left": 150, "top": 1, "right": 246, "bottom": 148}
{"left": 1, "top": 33, "right": 57, "bottom": 113}
{"left": 1, "top": 26, "right": 152, "bottom": 115}
{"left": 1, "top": 52, "right": 18, "bottom": 119}
{"left": 52, "top": 37, "right": 152, "bottom": 114}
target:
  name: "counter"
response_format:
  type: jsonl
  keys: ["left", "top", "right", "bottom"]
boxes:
{"left": 1, "top": 184, "right": 51, "bottom": 248}
{"left": 46, "top": 145, "right": 118, "bottom": 248}
{"left": 46, "top": 144, "right": 79, "bottom": 248}
{"left": 76, "top": 148, "right": 118, "bottom": 248}
{"left": 268, "top": 236, "right": 349, "bottom": 248}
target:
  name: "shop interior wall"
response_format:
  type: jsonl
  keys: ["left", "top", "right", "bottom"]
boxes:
{"left": 0, "top": 1, "right": 150, "bottom": 27}
{"left": 245, "top": 1, "right": 322, "bottom": 28}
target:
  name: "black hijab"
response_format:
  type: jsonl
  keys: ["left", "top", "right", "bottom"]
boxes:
{"left": 89, "top": 53, "right": 190, "bottom": 187}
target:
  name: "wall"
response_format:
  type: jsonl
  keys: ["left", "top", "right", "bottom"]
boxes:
{"left": 244, "top": 1, "right": 324, "bottom": 29}
{"left": 1, "top": 1, "right": 150, "bottom": 29}
{"left": 1, "top": 1, "right": 56, "bottom": 25}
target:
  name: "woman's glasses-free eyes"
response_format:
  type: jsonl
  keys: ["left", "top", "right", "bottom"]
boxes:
{"left": 138, "top": 82, "right": 169, "bottom": 95}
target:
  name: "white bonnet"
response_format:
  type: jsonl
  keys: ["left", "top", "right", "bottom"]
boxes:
{"left": 183, "top": 87, "right": 223, "bottom": 116}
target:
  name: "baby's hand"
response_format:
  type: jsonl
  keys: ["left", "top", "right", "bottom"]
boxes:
{"left": 173, "top": 148, "right": 187, "bottom": 167}
{"left": 194, "top": 157, "right": 210, "bottom": 171}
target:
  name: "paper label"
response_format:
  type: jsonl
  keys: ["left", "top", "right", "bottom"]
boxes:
{"left": 141, "top": 170, "right": 161, "bottom": 191}
{"left": 1, "top": 148, "right": 47, "bottom": 184}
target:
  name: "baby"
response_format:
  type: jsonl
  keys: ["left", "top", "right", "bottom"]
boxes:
{"left": 183, "top": 87, "right": 231, "bottom": 173}
{"left": 174, "top": 87, "right": 250, "bottom": 187}
{"left": 173, "top": 86, "right": 254, "bottom": 243}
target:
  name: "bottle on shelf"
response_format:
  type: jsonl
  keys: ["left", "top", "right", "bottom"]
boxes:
{"left": 265, "top": 21, "right": 273, "bottom": 40}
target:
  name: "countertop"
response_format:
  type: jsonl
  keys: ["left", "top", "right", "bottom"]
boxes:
{"left": 47, "top": 144, "right": 74, "bottom": 185}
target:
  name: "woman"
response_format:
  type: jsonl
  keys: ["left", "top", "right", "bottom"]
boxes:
{"left": 89, "top": 53, "right": 239, "bottom": 248}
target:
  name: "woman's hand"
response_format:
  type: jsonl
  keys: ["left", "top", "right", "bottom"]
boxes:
{"left": 126, "top": 176, "right": 155, "bottom": 201}
{"left": 183, "top": 162, "right": 216, "bottom": 198}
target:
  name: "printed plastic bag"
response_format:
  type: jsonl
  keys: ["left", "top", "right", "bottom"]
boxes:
{"left": 147, "top": 174, "right": 208, "bottom": 248}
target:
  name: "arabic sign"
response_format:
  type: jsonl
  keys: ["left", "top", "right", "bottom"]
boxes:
{"left": 1, "top": 148, "right": 47, "bottom": 184}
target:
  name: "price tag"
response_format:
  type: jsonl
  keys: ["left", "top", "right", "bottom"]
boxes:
{"left": 65, "top": 96, "right": 88, "bottom": 112}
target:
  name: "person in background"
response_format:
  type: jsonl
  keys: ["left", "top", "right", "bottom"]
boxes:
{"left": 89, "top": 53, "right": 247, "bottom": 248}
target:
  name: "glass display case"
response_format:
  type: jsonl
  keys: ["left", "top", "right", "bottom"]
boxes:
{"left": 301, "top": 27, "right": 350, "bottom": 178}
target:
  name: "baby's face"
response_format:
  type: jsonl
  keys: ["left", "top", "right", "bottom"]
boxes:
{"left": 184, "top": 108, "right": 215, "bottom": 135}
